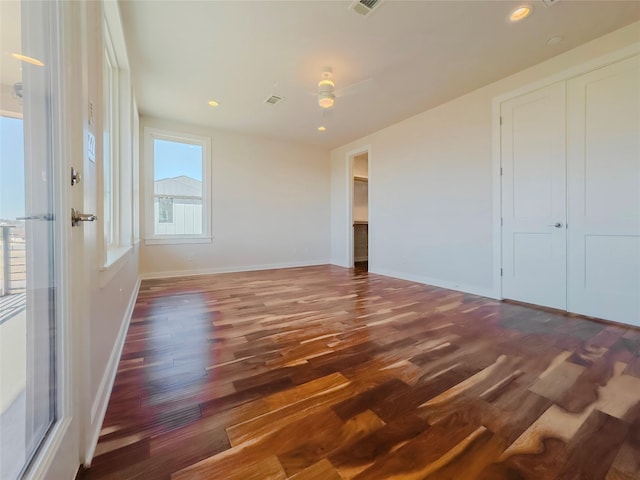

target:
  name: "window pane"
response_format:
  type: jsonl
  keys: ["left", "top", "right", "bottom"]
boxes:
{"left": 0, "top": 1, "right": 56, "bottom": 477}
{"left": 102, "top": 48, "right": 118, "bottom": 248}
{"left": 153, "top": 139, "right": 203, "bottom": 235}
{"left": 158, "top": 197, "right": 173, "bottom": 223}
{"left": 103, "top": 50, "right": 113, "bottom": 247}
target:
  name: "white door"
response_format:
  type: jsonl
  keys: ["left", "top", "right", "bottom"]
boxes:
{"left": 0, "top": 1, "right": 81, "bottom": 478}
{"left": 501, "top": 82, "right": 567, "bottom": 310}
{"left": 567, "top": 55, "right": 640, "bottom": 326}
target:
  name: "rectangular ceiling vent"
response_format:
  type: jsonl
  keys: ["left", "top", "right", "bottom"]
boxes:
{"left": 350, "top": 0, "right": 384, "bottom": 16}
{"left": 542, "top": 0, "right": 561, "bottom": 6}
{"left": 265, "top": 95, "right": 284, "bottom": 105}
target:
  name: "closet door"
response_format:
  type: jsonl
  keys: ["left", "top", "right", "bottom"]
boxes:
{"left": 501, "top": 82, "right": 567, "bottom": 309}
{"left": 567, "top": 55, "right": 640, "bottom": 326}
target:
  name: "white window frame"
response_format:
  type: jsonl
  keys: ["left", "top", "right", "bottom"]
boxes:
{"left": 100, "top": 2, "right": 134, "bottom": 277}
{"left": 143, "top": 127, "right": 212, "bottom": 245}
{"left": 132, "top": 97, "right": 140, "bottom": 244}
{"left": 103, "top": 30, "right": 119, "bottom": 252}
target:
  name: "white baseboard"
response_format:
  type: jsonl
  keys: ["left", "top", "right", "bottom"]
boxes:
{"left": 84, "top": 276, "right": 141, "bottom": 466}
{"left": 330, "top": 259, "right": 351, "bottom": 268}
{"left": 139, "top": 259, "right": 331, "bottom": 280}
{"left": 371, "top": 267, "right": 498, "bottom": 299}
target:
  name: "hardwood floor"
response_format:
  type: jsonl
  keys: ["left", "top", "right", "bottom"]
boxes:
{"left": 80, "top": 265, "right": 640, "bottom": 480}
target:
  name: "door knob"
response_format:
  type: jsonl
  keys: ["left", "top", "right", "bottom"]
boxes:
{"left": 71, "top": 208, "right": 97, "bottom": 227}
{"left": 545, "top": 222, "right": 563, "bottom": 228}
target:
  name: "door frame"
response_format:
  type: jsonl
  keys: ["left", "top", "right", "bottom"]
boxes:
{"left": 491, "top": 42, "right": 640, "bottom": 301}
{"left": 346, "top": 146, "right": 371, "bottom": 268}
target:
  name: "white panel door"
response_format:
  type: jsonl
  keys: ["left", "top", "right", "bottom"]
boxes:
{"left": 567, "top": 55, "right": 640, "bottom": 326}
{"left": 501, "top": 82, "right": 567, "bottom": 309}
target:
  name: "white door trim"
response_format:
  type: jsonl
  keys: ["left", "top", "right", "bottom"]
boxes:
{"left": 491, "top": 41, "right": 640, "bottom": 301}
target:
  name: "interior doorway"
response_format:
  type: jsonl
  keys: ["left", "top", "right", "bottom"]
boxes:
{"left": 352, "top": 152, "right": 368, "bottom": 271}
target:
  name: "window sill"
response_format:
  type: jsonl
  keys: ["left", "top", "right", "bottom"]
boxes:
{"left": 99, "top": 245, "right": 133, "bottom": 288}
{"left": 144, "top": 236, "right": 213, "bottom": 246}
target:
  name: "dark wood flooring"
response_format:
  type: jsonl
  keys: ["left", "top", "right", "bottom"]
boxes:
{"left": 80, "top": 265, "right": 640, "bottom": 480}
{"left": 354, "top": 261, "right": 368, "bottom": 273}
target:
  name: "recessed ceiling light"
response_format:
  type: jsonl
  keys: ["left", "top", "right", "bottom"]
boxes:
{"left": 509, "top": 5, "right": 532, "bottom": 22}
{"left": 547, "top": 35, "right": 563, "bottom": 46}
{"left": 318, "top": 126, "right": 327, "bottom": 132}
{"left": 11, "top": 53, "right": 44, "bottom": 66}
{"left": 208, "top": 100, "right": 219, "bottom": 107}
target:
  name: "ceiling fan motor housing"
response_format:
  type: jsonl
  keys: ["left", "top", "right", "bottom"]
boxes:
{"left": 318, "top": 67, "right": 336, "bottom": 108}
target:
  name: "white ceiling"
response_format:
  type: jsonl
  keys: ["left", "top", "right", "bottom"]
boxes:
{"left": 119, "top": 0, "right": 640, "bottom": 149}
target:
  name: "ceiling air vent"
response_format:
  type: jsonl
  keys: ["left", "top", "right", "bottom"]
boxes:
{"left": 350, "top": 0, "right": 384, "bottom": 17}
{"left": 265, "top": 95, "right": 284, "bottom": 105}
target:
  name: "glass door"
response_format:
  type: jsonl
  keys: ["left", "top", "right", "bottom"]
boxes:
{"left": 0, "top": 1, "right": 75, "bottom": 478}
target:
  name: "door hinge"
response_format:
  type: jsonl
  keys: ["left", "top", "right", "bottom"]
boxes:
{"left": 500, "top": 268, "right": 503, "bottom": 277}
{"left": 500, "top": 116, "right": 503, "bottom": 125}
{"left": 501, "top": 218, "right": 503, "bottom": 226}
{"left": 500, "top": 167, "right": 503, "bottom": 176}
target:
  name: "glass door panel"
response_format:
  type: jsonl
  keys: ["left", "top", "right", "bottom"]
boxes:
{"left": 0, "top": 1, "right": 58, "bottom": 478}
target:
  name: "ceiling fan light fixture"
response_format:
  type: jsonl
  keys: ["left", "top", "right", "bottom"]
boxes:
{"left": 318, "top": 92, "right": 335, "bottom": 109}
{"left": 318, "top": 79, "right": 335, "bottom": 89}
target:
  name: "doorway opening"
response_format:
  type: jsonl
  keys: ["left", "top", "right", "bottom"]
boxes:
{"left": 351, "top": 152, "right": 368, "bottom": 272}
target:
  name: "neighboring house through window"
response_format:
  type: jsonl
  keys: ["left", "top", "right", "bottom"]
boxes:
{"left": 154, "top": 176, "right": 203, "bottom": 233}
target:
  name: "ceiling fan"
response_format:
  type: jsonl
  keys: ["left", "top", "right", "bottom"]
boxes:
{"left": 316, "top": 66, "right": 374, "bottom": 110}
{"left": 317, "top": 67, "right": 336, "bottom": 109}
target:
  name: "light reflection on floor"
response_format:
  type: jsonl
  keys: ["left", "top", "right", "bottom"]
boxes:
{"left": 143, "top": 293, "right": 213, "bottom": 404}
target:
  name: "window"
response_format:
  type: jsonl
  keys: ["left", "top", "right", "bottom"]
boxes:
{"left": 101, "top": 4, "right": 135, "bottom": 271}
{"left": 132, "top": 98, "right": 140, "bottom": 243}
{"left": 158, "top": 197, "right": 173, "bottom": 223}
{"left": 144, "top": 128, "right": 211, "bottom": 244}
{"left": 103, "top": 34, "right": 118, "bottom": 250}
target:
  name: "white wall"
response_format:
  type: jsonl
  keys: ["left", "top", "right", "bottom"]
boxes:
{"left": 86, "top": 246, "right": 139, "bottom": 430}
{"left": 140, "top": 116, "right": 331, "bottom": 277}
{"left": 81, "top": 0, "right": 141, "bottom": 464}
{"left": 331, "top": 22, "right": 640, "bottom": 298}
